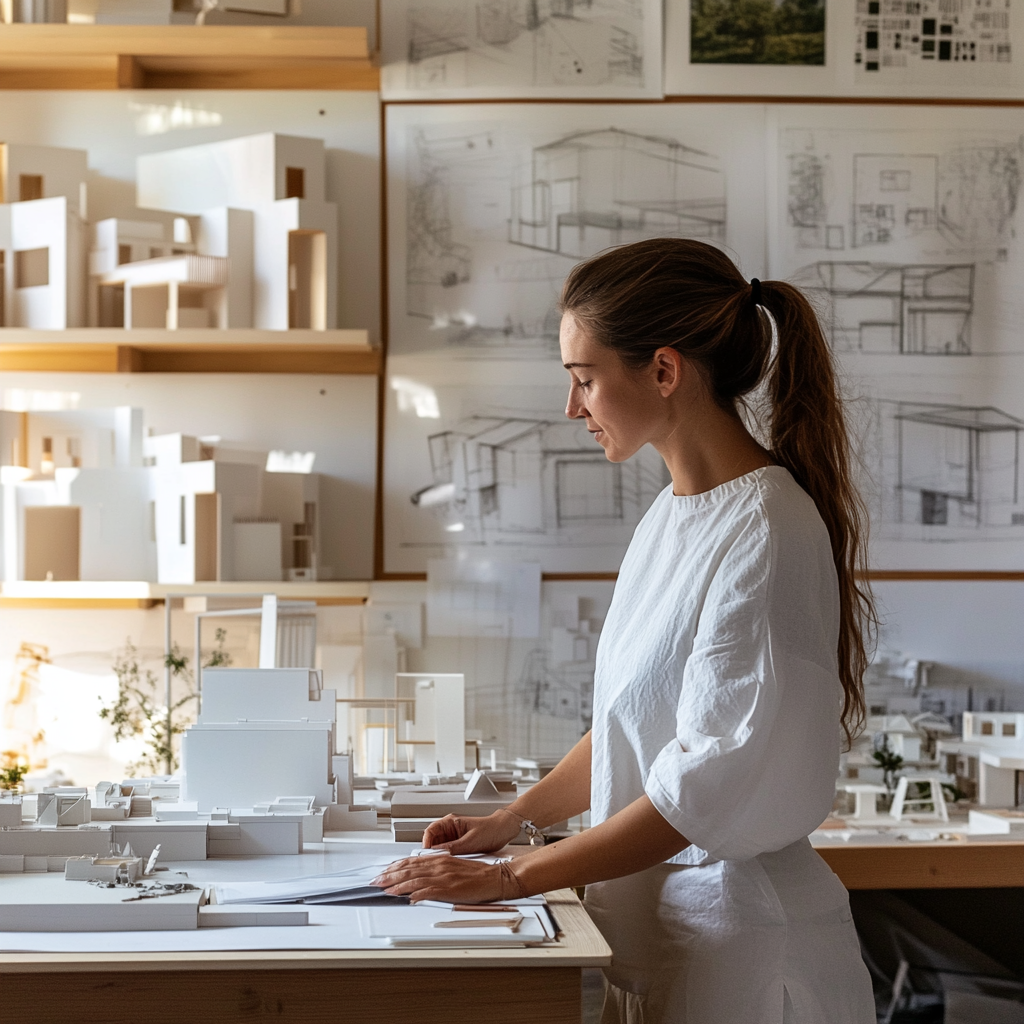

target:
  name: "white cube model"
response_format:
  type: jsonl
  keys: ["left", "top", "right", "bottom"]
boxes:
{"left": 137, "top": 133, "right": 338, "bottom": 331}
{"left": 397, "top": 672, "right": 466, "bottom": 776}
{"left": 182, "top": 721, "right": 336, "bottom": 812}
{"left": 182, "top": 668, "right": 338, "bottom": 812}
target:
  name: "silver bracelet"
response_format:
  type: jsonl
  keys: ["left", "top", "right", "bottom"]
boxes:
{"left": 500, "top": 808, "right": 546, "bottom": 845}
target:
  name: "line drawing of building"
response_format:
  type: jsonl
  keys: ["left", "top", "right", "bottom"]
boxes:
{"left": 409, "top": 414, "right": 667, "bottom": 546}
{"left": 791, "top": 261, "right": 974, "bottom": 355}
{"left": 509, "top": 128, "right": 726, "bottom": 258}
{"left": 892, "top": 403, "right": 1024, "bottom": 529}
{"left": 399, "top": 0, "right": 645, "bottom": 91}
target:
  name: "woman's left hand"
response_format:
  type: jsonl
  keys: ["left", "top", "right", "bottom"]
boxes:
{"left": 370, "top": 854, "right": 518, "bottom": 904}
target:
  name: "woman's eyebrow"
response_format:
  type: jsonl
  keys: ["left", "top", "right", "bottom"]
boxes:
{"left": 563, "top": 361, "right": 595, "bottom": 370}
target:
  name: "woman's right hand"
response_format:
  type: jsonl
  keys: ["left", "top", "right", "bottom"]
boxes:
{"left": 422, "top": 809, "right": 523, "bottom": 854}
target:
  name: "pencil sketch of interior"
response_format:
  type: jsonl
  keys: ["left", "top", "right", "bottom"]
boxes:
{"left": 867, "top": 400, "right": 1024, "bottom": 538}
{"left": 410, "top": 414, "right": 669, "bottom": 549}
{"left": 790, "top": 261, "right": 974, "bottom": 354}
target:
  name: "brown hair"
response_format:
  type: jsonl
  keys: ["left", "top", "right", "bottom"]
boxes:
{"left": 560, "top": 238, "right": 874, "bottom": 744}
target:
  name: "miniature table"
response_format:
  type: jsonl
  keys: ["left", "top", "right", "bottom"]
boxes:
{"left": 0, "top": 844, "right": 611, "bottom": 1024}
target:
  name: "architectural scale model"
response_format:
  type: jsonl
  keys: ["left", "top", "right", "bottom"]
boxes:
{"left": 0, "top": 405, "right": 324, "bottom": 583}
{"left": 0, "top": 132, "right": 336, "bottom": 331}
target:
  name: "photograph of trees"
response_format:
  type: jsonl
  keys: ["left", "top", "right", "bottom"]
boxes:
{"left": 690, "top": 0, "right": 826, "bottom": 65}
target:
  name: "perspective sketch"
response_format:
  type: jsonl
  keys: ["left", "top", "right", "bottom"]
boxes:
{"left": 403, "top": 123, "right": 726, "bottom": 350}
{"left": 855, "top": 0, "right": 1011, "bottom": 77}
{"left": 785, "top": 131, "right": 1022, "bottom": 259}
{"left": 790, "top": 262, "right": 974, "bottom": 355}
{"left": 381, "top": 0, "right": 661, "bottom": 98}
{"left": 862, "top": 400, "right": 1024, "bottom": 540}
{"left": 410, "top": 414, "right": 669, "bottom": 548}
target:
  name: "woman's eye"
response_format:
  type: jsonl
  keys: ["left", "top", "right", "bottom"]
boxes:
{"left": 578, "top": 379, "right": 592, "bottom": 390}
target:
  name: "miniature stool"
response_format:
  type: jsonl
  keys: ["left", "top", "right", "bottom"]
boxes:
{"left": 890, "top": 776, "right": 949, "bottom": 822}
{"left": 842, "top": 782, "right": 889, "bottom": 820}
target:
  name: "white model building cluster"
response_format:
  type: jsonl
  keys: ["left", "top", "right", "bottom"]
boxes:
{"left": 0, "top": 405, "right": 324, "bottom": 583}
{"left": 1, "top": 132, "right": 337, "bottom": 332}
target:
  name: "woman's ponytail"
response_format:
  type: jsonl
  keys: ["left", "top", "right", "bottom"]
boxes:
{"left": 760, "top": 281, "right": 874, "bottom": 744}
{"left": 561, "top": 238, "right": 876, "bottom": 746}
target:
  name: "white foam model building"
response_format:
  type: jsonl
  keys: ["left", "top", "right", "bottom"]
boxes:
{"left": 0, "top": 132, "right": 336, "bottom": 331}
{"left": 0, "top": 406, "right": 324, "bottom": 583}
{"left": 937, "top": 712, "right": 1024, "bottom": 807}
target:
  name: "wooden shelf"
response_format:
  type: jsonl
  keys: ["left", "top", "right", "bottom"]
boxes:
{"left": 0, "top": 25, "right": 378, "bottom": 90}
{"left": 0, "top": 580, "right": 371, "bottom": 609}
{"left": 0, "top": 329, "right": 380, "bottom": 374}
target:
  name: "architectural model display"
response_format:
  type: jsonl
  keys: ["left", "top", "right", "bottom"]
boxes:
{"left": 938, "top": 711, "right": 1024, "bottom": 807}
{"left": 0, "top": 132, "right": 337, "bottom": 332}
{"left": 0, "top": 405, "right": 325, "bottom": 583}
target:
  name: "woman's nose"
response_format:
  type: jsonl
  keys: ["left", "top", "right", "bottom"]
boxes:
{"left": 566, "top": 388, "right": 585, "bottom": 420}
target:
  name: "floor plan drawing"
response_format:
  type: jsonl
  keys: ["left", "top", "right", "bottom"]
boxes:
{"left": 782, "top": 128, "right": 1023, "bottom": 261}
{"left": 389, "top": 103, "right": 767, "bottom": 359}
{"left": 381, "top": 0, "right": 663, "bottom": 99}
{"left": 790, "top": 262, "right": 974, "bottom": 355}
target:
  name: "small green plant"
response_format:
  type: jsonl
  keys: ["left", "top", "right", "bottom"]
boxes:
{"left": 100, "top": 629, "right": 231, "bottom": 776}
{"left": 872, "top": 739, "right": 905, "bottom": 798}
{"left": 0, "top": 755, "right": 29, "bottom": 792}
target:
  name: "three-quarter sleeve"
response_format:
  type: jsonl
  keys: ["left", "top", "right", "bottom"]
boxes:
{"left": 644, "top": 525, "right": 842, "bottom": 862}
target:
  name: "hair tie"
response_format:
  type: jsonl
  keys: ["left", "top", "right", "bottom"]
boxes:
{"left": 750, "top": 278, "right": 762, "bottom": 306}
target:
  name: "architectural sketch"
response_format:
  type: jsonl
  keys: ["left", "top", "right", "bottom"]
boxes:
{"left": 0, "top": 133, "right": 337, "bottom": 331}
{"left": 381, "top": 0, "right": 662, "bottom": 99}
{"left": 855, "top": 0, "right": 1012, "bottom": 79}
{"left": 509, "top": 128, "right": 725, "bottom": 257}
{"left": 400, "top": 118, "right": 728, "bottom": 351}
{"left": 890, "top": 402, "right": 1024, "bottom": 531}
{"left": 790, "top": 262, "right": 974, "bottom": 355}
{"left": 854, "top": 398, "right": 1024, "bottom": 545}
{"left": 784, "top": 130, "right": 1022, "bottom": 259}
{"left": 409, "top": 414, "right": 668, "bottom": 549}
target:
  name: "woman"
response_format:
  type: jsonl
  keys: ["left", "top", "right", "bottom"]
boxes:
{"left": 372, "top": 238, "right": 877, "bottom": 1024}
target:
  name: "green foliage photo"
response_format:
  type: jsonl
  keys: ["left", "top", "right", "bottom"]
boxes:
{"left": 691, "top": 0, "right": 826, "bottom": 66}
{"left": 99, "top": 629, "right": 232, "bottom": 776}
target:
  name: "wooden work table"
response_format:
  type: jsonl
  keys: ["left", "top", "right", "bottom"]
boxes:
{"left": 0, "top": 887, "right": 610, "bottom": 1024}
{"left": 814, "top": 837, "right": 1024, "bottom": 889}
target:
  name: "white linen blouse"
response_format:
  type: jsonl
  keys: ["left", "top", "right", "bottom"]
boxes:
{"left": 585, "top": 466, "right": 875, "bottom": 1024}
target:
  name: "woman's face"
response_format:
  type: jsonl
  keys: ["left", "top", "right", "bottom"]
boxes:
{"left": 559, "top": 313, "right": 664, "bottom": 463}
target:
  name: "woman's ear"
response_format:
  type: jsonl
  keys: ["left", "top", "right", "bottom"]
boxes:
{"left": 651, "top": 346, "right": 685, "bottom": 397}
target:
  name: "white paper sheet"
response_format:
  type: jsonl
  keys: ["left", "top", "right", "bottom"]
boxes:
{"left": 427, "top": 558, "right": 540, "bottom": 638}
{"left": 768, "top": 104, "right": 1024, "bottom": 571}
{"left": 383, "top": 102, "right": 767, "bottom": 574}
{"left": 380, "top": 0, "right": 664, "bottom": 100}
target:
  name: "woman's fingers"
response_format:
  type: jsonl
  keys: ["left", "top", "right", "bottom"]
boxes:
{"left": 370, "top": 855, "right": 503, "bottom": 903}
{"left": 422, "top": 815, "right": 463, "bottom": 848}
